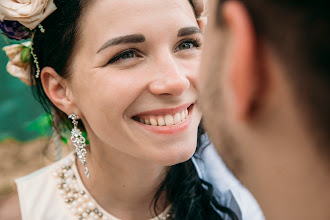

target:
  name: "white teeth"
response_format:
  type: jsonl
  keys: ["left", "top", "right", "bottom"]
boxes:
{"left": 150, "top": 117, "right": 157, "bottom": 126}
{"left": 165, "top": 114, "right": 174, "bottom": 126}
{"left": 173, "top": 113, "right": 181, "bottom": 124}
{"left": 157, "top": 116, "right": 165, "bottom": 126}
{"left": 136, "top": 107, "right": 190, "bottom": 126}
{"left": 181, "top": 110, "right": 185, "bottom": 121}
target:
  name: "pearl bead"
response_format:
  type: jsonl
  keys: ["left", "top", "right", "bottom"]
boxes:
{"left": 88, "top": 202, "right": 96, "bottom": 210}
{"left": 71, "top": 208, "right": 77, "bottom": 215}
{"left": 94, "top": 215, "right": 99, "bottom": 219}
{"left": 82, "top": 203, "right": 88, "bottom": 209}
{"left": 72, "top": 201, "right": 78, "bottom": 207}
{"left": 77, "top": 198, "right": 83, "bottom": 204}
{"left": 77, "top": 207, "right": 84, "bottom": 214}
{"left": 67, "top": 169, "right": 74, "bottom": 176}
{"left": 66, "top": 178, "right": 72, "bottom": 184}
{"left": 56, "top": 178, "right": 62, "bottom": 184}
{"left": 90, "top": 212, "right": 95, "bottom": 217}
{"left": 102, "top": 216, "right": 109, "bottom": 220}
{"left": 83, "top": 194, "right": 89, "bottom": 200}
{"left": 64, "top": 158, "right": 73, "bottom": 167}
{"left": 82, "top": 213, "right": 88, "bottom": 218}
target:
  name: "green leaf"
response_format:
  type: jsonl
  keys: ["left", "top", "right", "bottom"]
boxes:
{"left": 82, "top": 131, "right": 90, "bottom": 145}
{"left": 61, "top": 136, "right": 68, "bottom": 145}
{"left": 25, "top": 113, "right": 52, "bottom": 136}
{"left": 20, "top": 46, "right": 31, "bottom": 63}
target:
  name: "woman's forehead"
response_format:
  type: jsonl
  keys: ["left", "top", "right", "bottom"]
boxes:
{"left": 78, "top": 0, "right": 199, "bottom": 50}
{"left": 82, "top": 0, "right": 197, "bottom": 30}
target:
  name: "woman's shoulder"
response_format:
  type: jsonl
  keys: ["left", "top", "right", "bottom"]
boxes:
{"left": 0, "top": 155, "right": 72, "bottom": 220}
{"left": 0, "top": 192, "right": 21, "bottom": 220}
{"left": 14, "top": 152, "right": 75, "bottom": 220}
{"left": 15, "top": 152, "right": 74, "bottom": 191}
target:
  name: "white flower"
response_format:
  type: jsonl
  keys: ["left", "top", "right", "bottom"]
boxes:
{"left": 3, "top": 42, "right": 32, "bottom": 86}
{"left": 0, "top": 0, "right": 57, "bottom": 30}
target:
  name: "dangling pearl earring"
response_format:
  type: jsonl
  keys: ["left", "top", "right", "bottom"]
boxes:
{"left": 68, "top": 114, "right": 90, "bottom": 178}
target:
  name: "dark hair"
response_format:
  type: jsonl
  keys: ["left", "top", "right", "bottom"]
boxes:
{"left": 153, "top": 126, "right": 239, "bottom": 219}
{"left": 31, "top": 0, "right": 239, "bottom": 219}
{"left": 216, "top": 0, "right": 330, "bottom": 157}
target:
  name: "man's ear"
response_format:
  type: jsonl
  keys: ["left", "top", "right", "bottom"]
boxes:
{"left": 222, "top": 1, "right": 264, "bottom": 121}
{"left": 41, "top": 67, "right": 76, "bottom": 115}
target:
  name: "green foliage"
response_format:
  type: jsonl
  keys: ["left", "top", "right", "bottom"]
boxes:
{"left": 20, "top": 46, "right": 31, "bottom": 63}
{"left": 0, "top": 113, "right": 52, "bottom": 143}
{"left": 25, "top": 113, "right": 52, "bottom": 135}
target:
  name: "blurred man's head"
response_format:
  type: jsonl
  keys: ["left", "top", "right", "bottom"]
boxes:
{"left": 199, "top": 0, "right": 330, "bottom": 219}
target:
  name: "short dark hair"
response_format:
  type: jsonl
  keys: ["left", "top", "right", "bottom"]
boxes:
{"left": 216, "top": 0, "right": 330, "bottom": 156}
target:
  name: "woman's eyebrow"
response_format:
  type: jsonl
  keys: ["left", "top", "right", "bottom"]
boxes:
{"left": 177, "top": 26, "right": 202, "bottom": 37}
{"left": 97, "top": 34, "right": 145, "bottom": 53}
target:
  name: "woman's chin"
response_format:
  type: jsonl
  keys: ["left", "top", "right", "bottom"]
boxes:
{"left": 155, "top": 145, "right": 197, "bottom": 166}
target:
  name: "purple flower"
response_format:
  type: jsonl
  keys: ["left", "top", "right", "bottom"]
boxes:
{"left": 0, "top": 20, "right": 31, "bottom": 40}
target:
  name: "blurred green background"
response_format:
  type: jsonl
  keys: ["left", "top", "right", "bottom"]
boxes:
{"left": 0, "top": 36, "right": 51, "bottom": 142}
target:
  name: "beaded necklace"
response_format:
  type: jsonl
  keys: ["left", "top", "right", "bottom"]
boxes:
{"left": 52, "top": 154, "right": 174, "bottom": 220}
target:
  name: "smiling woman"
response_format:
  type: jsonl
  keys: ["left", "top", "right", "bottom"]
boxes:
{"left": 0, "top": 0, "right": 240, "bottom": 219}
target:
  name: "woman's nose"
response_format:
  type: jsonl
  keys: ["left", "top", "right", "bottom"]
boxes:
{"left": 148, "top": 58, "right": 190, "bottom": 96}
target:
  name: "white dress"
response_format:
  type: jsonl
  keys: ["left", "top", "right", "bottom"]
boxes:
{"left": 16, "top": 144, "right": 264, "bottom": 220}
{"left": 15, "top": 152, "right": 172, "bottom": 220}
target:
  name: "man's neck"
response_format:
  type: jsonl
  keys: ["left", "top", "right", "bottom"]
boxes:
{"left": 246, "top": 137, "right": 330, "bottom": 220}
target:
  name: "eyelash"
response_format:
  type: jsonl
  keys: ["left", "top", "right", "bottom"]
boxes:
{"left": 107, "top": 38, "right": 202, "bottom": 65}
{"left": 107, "top": 49, "right": 140, "bottom": 64}
{"left": 175, "top": 38, "right": 202, "bottom": 51}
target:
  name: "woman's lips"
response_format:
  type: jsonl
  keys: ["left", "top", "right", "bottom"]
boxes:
{"left": 132, "top": 104, "right": 194, "bottom": 134}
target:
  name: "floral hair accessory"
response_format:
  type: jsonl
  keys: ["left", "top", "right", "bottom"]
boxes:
{"left": 0, "top": 20, "right": 31, "bottom": 40}
{"left": 0, "top": 0, "right": 57, "bottom": 30}
{"left": 1, "top": 0, "right": 57, "bottom": 84}
{"left": 3, "top": 41, "right": 33, "bottom": 85}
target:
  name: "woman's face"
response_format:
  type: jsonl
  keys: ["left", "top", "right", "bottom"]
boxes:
{"left": 68, "top": 0, "right": 203, "bottom": 165}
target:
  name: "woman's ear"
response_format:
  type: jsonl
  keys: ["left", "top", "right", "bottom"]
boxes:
{"left": 41, "top": 67, "right": 76, "bottom": 115}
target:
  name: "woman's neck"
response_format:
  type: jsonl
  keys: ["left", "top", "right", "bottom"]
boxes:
{"left": 76, "top": 144, "right": 169, "bottom": 220}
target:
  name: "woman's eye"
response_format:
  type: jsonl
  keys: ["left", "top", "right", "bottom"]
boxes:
{"left": 107, "top": 49, "right": 139, "bottom": 64}
{"left": 121, "top": 51, "right": 136, "bottom": 59}
{"left": 175, "top": 39, "right": 201, "bottom": 52}
{"left": 179, "top": 42, "right": 194, "bottom": 50}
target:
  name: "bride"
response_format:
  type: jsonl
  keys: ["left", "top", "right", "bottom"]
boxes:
{"left": 0, "top": 0, "right": 243, "bottom": 219}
